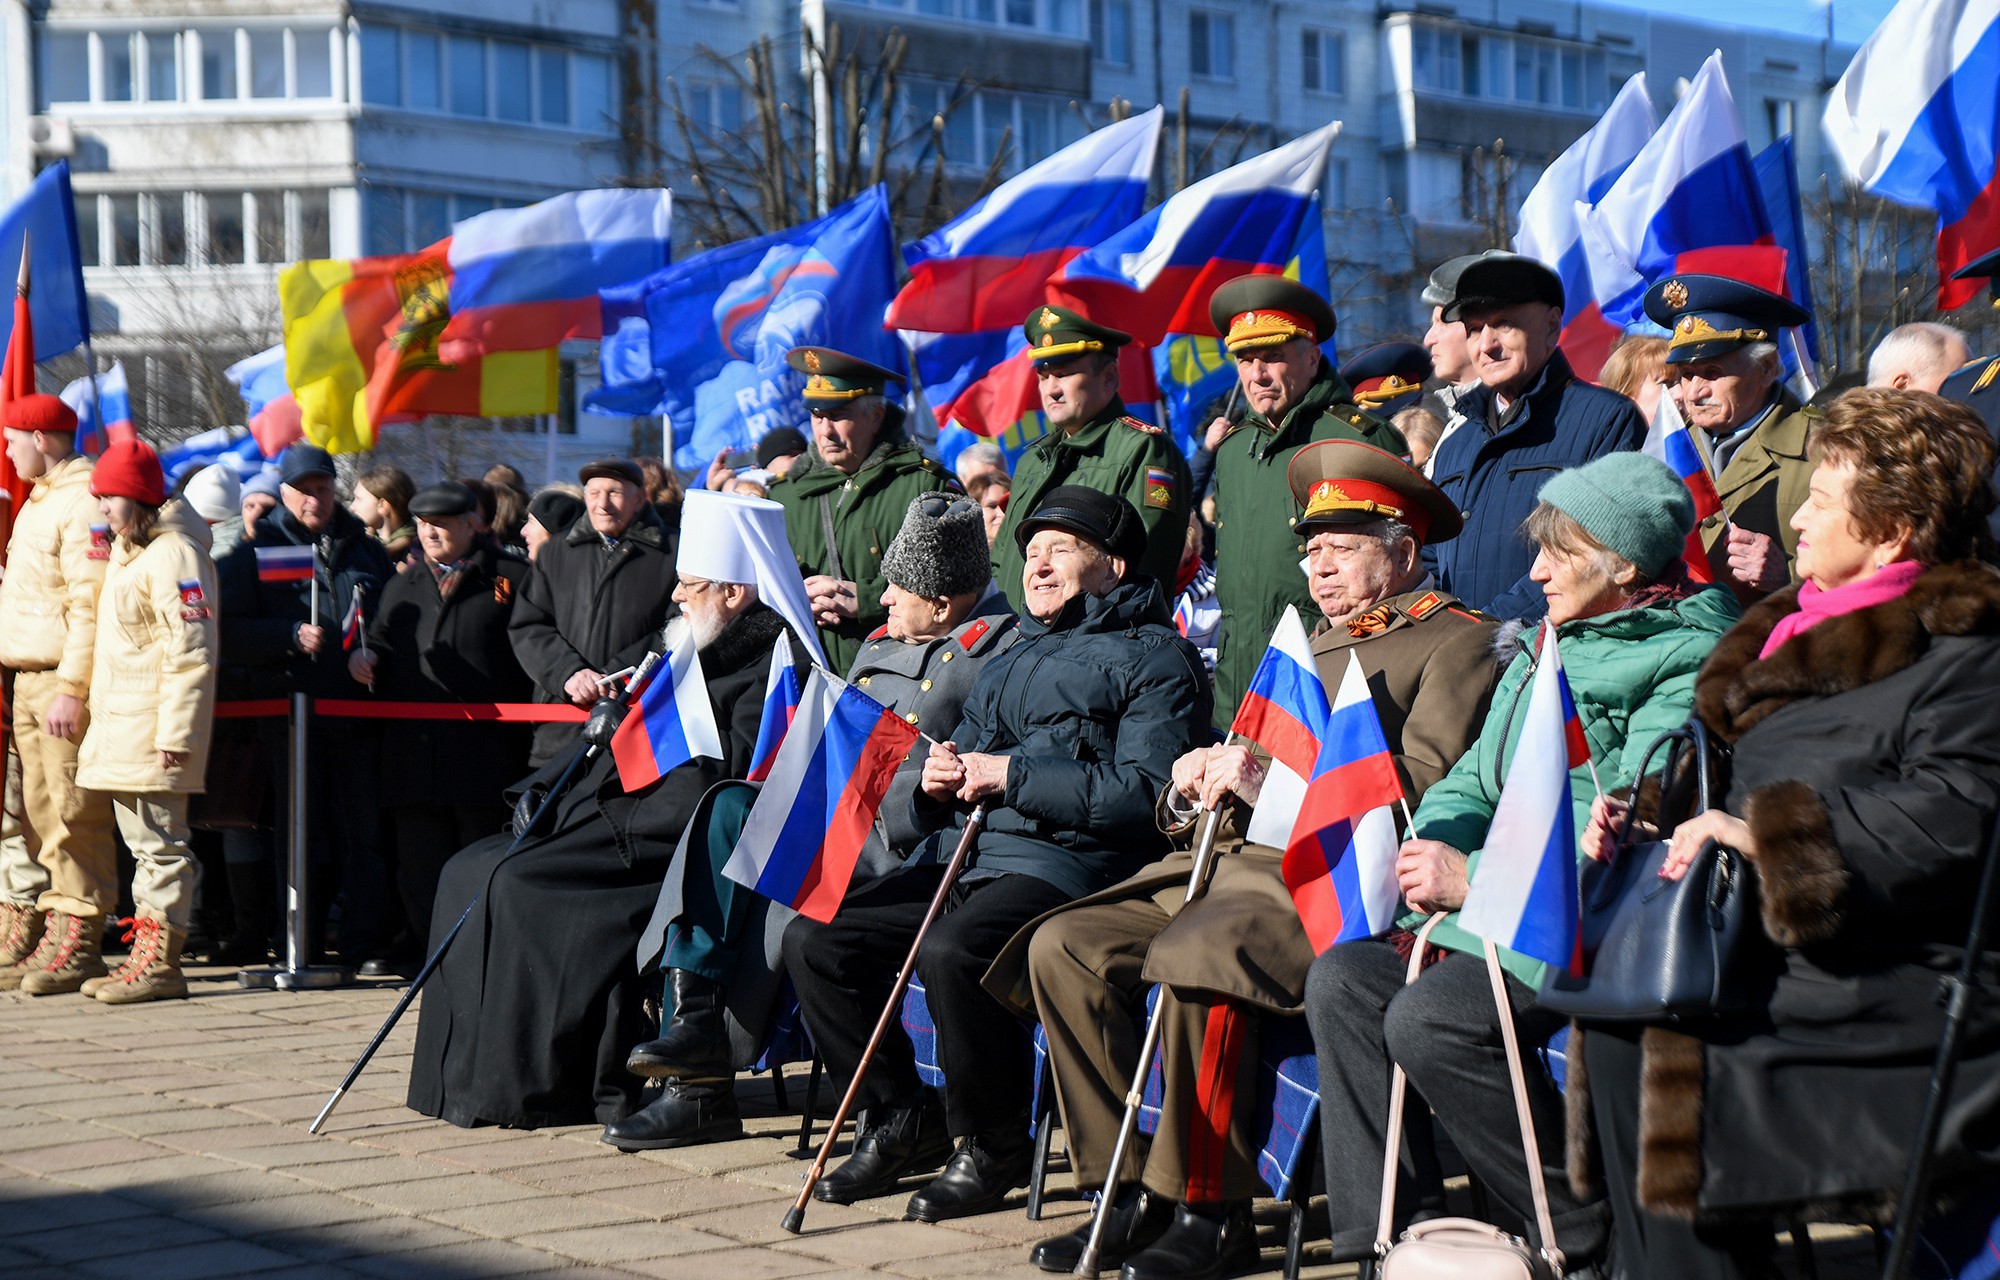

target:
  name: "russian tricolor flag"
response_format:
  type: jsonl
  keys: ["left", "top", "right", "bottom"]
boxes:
{"left": 254, "top": 544, "right": 316, "bottom": 584}
{"left": 722, "top": 669, "right": 920, "bottom": 923}
{"left": 58, "top": 361, "right": 136, "bottom": 456}
{"left": 745, "top": 638, "right": 804, "bottom": 784}
{"left": 1825, "top": 0, "right": 2000, "bottom": 310}
{"left": 1050, "top": 122, "right": 1341, "bottom": 346}
{"left": 1575, "top": 53, "right": 1775, "bottom": 329}
{"left": 610, "top": 620, "right": 725, "bottom": 793}
{"left": 1457, "top": 627, "right": 1591, "bottom": 977}
{"left": 1641, "top": 393, "right": 1721, "bottom": 584}
{"left": 1513, "top": 74, "right": 1656, "bottom": 380}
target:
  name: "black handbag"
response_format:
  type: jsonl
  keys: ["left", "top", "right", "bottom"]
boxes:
{"left": 1538, "top": 720, "right": 1762, "bottom": 1022}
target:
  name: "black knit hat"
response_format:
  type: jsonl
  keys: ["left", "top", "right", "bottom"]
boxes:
{"left": 528, "top": 490, "right": 584, "bottom": 534}
{"left": 880, "top": 494, "right": 990, "bottom": 598}
{"left": 1015, "top": 485, "right": 1145, "bottom": 563}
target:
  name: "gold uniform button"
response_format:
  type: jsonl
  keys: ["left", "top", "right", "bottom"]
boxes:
{"left": 920, "top": 679, "right": 933, "bottom": 691}
{"left": 858, "top": 676, "right": 871, "bottom": 686}
{"left": 1296, "top": 543, "right": 1306, "bottom": 554}
{"left": 904, "top": 712, "right": 919, "bottom": 724}
{"left": 941, "top": 652, "right": 953, "bottom": 662}
{"left": 1288, "top": 517, "right": 1297, "bottom": 527}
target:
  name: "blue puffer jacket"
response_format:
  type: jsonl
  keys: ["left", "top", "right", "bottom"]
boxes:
{"left": 1425, "top": 350, "right": 1648, "bottom": 620}
{"left": 912, "top": 580, "right": 1211, "bottom": 899}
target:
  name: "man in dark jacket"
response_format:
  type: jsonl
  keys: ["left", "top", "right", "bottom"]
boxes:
{"left": 349, "top": 482, "right": 532, "bottom": 963}
{"left": 783, "top": 487, "right": 1210, "bottom": 1223}
{"left": 216, "top": 443, "right": 393, "bottom": 965}
{"left": 509, "top": 458, "right": 678, "bottom": 767}
{"left": 1424, "top": 253, "right": 1647, "bottom": 619}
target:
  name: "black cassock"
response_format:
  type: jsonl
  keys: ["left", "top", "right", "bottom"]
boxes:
{"left": 406, "top": 604, "right": 791, "bottom": 1129}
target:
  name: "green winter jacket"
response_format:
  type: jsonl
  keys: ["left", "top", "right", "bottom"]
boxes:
{"left": 771, "top": 433, "right": 957, "bottom": 675}
{"left": 1401, "top": 584, "right": 1742, "bottom": 987}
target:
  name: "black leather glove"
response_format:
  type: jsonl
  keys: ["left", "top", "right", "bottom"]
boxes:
{"left": 582, "top": 697, "right": 629, "bottom": 748}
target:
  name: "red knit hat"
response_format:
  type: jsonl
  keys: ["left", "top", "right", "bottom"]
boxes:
{"left": 90, "top": 438, "right": 166, "bottom": 507}
{"left": 1, "top": 393, "right": 78, "bottom": 437}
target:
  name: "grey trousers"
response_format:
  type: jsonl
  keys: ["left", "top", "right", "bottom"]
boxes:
{"left": 1302, "top": 937, "right": 1609, "bottom": 1263}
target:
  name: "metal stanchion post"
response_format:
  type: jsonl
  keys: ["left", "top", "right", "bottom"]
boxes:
{"left": 240, "top": 693, "right": 349, "bottom": 990}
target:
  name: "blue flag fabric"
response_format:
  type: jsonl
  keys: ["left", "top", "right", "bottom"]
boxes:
{"left": 0, "top": 162, "right": 91, "bottom": 361}
{"left": 585, "top": 187, "right": 905, "bottom": 471}
{"left": 1751, "top": 136, "right": 1821, "bottom": 364}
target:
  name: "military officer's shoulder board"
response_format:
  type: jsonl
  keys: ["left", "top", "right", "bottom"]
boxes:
{"left": 1406, "top": 591, "right": 1443, "bottom": 620}
{"left": 866, "top": 623, "right": 891, "bottom": 642}
{"left": 1119, "top": 415, "right": 1164, "bottom": 436}
{"left": 956, "top": 618, "right": 992, "bottom": 650}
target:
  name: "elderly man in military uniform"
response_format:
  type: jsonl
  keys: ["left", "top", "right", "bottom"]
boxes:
{"left": 996, "top": 442, "right": 1500, "bottom": 1280}
{"left": 602, "top": 494, "right": 1018, "bottom": 1153}
{"left": 991, "top": 306, "right": 1191, "bottom": 605}
{"left": 1641, "top": 274, "right": 1815, "bottom": 603}
{"left": 1205, "top": 274, "right": 1405, "bottom": 731}
{"left": 768, "top": 347, "right": 957, "bottom": 675}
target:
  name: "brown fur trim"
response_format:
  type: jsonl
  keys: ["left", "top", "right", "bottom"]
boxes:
{"left": 1636, "top": 1026, "right": 1706, "bottom": 1220}
{"left": 1694, "top": 560, "right": 2000, "bottom": 744}
{"left": 1565, "top": 1023, "right": 1604, "bottom": 1202}
{"left": 1743, "top": 781, "right": 1850, "bottom": 946}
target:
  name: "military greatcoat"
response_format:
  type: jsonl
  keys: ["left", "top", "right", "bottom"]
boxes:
{"left": 1698, "top": 394, "right": 1816, "bottom": 597}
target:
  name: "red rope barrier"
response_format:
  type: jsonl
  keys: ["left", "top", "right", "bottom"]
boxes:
{"left": 214, "top": 699, "right": 587, "bottom": 723}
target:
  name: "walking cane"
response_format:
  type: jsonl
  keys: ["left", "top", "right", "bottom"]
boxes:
{"left": 781, "top": 804, "right": 989, "bottom": 1234}
{"left": 307, "top": 653, "right": 661, "bottom": 1135}
{"left": 1881, "top": 812, "right": 2000, "bottom": 1280}
{"left": 1073, "top": 801, "right": 1232, "bottom": 1277}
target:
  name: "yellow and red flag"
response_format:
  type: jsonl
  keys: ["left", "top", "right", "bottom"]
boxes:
{"left": 279, "top": 244, "right": 557, "bottom": 454}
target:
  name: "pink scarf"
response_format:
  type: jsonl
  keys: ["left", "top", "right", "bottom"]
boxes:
{"left": 1759, "top": 560, "right": 1926, "bottom": 660}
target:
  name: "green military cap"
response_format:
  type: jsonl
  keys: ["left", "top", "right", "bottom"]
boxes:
{"left": 1021, "top": 303, "right": 1131, "bottom": 366}
{"left": 1287, "top": 439, "right": 1463, "bottom": 545}
{"left": 786, "top": 347, "right": 903, "bottom": 403}
{"left": 1208, "top": 274, "right": 1337, "bottom": 352}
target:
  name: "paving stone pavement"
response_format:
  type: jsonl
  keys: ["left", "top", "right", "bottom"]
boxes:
{"left": 0, "top": 962, "right": 1881, "bottom": 1279}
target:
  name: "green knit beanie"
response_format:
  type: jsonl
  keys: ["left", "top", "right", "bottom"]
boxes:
{"left": 1535, "top": 452, "right": 1695, "bottom": 579}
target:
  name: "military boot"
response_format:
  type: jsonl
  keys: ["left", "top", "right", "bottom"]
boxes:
{"left": 96, "top": 917, "right": 188, "bottom": 1004}
{"left": 19, "top": 910, "right": 109, "bottom": 996}
{"left": 625, "top": 969, "right": 732, "bottom": 1081}
{"left": 0, "top": 902, "right": 46, "bottom": 972}
{"left": 0, "top": 910, "right": 59, "bottom": 992}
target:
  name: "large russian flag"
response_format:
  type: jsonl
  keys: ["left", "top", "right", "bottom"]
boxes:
{"left": 1640, "top": 394, "right": 1721, "bottom": 585}
{"left": 440, "top": 188, "right": 672, "bottom": 356}
{"left": 722, "top": 669, "right": 920, "bottom": 923}
{"left": 887, "top": 109, "right": 1161, "bottom": 334}
{"left": 1049, "top": 123, "right": 1341, "bottom": 347}
{"left": 1513, "top": 74, "right": 1656, "bottom": 380}
{"left": 1456, "top": 627, "right": 1591, "bottom": 976}
{"left": 1825, "top": 0, "right": 2000, "bottom": 310}
{"left": 609, "top": 621, "right": 726, "bottom": 793}
{"left": 58, "top": 360, "right": 136, "bottom": 455}
{"left": 1575, "top": 53, "right": 1774, "bottom": 329}
{"left": 745, "top": 638, "right": 804, "bottom": 784}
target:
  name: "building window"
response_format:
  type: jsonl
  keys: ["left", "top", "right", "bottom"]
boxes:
{"left": 1407, "top": 22, "right": 1607, "bottom": 113}
{"left": 353, "top": 22, "right": 615, "bottom": 133}
{"left": 363, "top": 186, "right": 519, "bottom": 255}
{"left": 1189, "top": 10, "right": 1233, "bottom": 80}
{"left": 1090, "top": 0, "right": 1131, "bottom": 65}
{"left": 1323, "top": 156, "right": 1349, "bottom": 208}
{"left": 76, "top": 189, "right": 333, "bottom": 267}
{"left": 536, "top": 47, "right": 570, "bottom": 125}
{"left": 448, "top": 35, "right": 486, "bottom": 116}
{"left": 102, "top": 33, "right": 135, "bottom": 101}
{"left": 40, "top": 32, "right": 90, "bottom": 106}
{"left": 360, "top": 25, "right": 400, "bottom": 105}
{"left": 1302, "top": 28, "right": 1344, "bottom": 95}
{"left": 40, "top": 22, "right": 341, "bottom": 106}
{"left": 406, "top": 31, "right": 442, "bottom": 110}
{"left": 1766, "top": 97, "right": 1795, "bottom": 139}
{"left": 684, "top": 81, "right": 744, "bottom": 133}
{"left": 901, "top": 78, "right": 1084, "bottom": 176}
{"left": 494, "top": 43, "right": 532, "bottom": 122}
{"left": 146, "top": 32, "right": 179, "bottom": 101}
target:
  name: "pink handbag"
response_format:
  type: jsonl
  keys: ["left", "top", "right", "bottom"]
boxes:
{"left": 1373, "top": 917, "right": 1564, "bottom": 1280}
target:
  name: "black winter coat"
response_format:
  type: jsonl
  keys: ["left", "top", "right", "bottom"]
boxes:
{"left": 508, "top": 506, "right": 678, "bottom": 765}
{"left": 1571, "top": 560, "right": 2000, "bottom": 1222}
{"left": 407, "top": 603, "right": 804, "bottom": 1129}
{"left": 912, "top": 581, "right": 1210, "bottom": 900}
{"left": 364, "top": 544, "right": 534, "bottom": 807}
{"left": 216, "top": 505, "right": 392, "bottom": 699}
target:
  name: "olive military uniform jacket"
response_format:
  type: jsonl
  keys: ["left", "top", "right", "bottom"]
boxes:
{"left": 1209, "top": 367, "right": 1406, "bottom": 728}
{"left": 1701, "top": 393, "right": 1815, "bottom": 601}
{"left": 992, "top": 398, "right": 1192, "bottom": 608}
{"left": 985, "top": 585, "right": 1499, "bottom": 1016}
{"left": 771, "top": 435, "right": 956, "bottom": 675}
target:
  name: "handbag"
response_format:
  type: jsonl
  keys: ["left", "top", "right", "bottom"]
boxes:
{"left": 1537, "top": 719, "right": 1760, "bottom": 1022}
{"left": 1375, "top": 917, "right": 1562, "bottom": 1280}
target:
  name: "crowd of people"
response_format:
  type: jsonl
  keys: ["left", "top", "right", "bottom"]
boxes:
{"left": 2, "top": 249, "right": 1998, "bottom": 1280}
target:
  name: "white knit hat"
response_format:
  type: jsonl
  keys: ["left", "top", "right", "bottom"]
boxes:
{"left": 677, "top": 488, "right": 826, "bottom": 668}
{"left": 183, "top": 464, "right": 242, "bottom": 523}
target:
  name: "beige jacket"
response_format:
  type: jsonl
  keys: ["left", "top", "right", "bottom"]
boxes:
{"left": 0, "top": 454, "right": 108, "bottom": 694}
{"left": 76, "top": 503, "right": 218, "bottom": 795}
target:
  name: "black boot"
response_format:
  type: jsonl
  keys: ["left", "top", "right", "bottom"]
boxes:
{"left": 905, "top": 1130, "right": 1035, "bottom": 1222}
{"left": 600, "top": 1080, "right": 742, "bottom": 1151}
{"left": 1119, "top": 1200, "right": 1259, "bottom": 1280}
{"left": 813, "top": 1093, "right": 952, "bottom": 1204}
{"left": 625, "top": 969, "right": 732, "bottom": 1082}
{"left": 1030, "top": 1188, "right": 1176, "bottom": 1273}
{"left": 212, "top": 860, "right": 273, "bottom": 966}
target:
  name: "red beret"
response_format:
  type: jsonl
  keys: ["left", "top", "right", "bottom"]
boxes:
{"left": 1, "top": 393, "right": 78, "bottom": 437}
{"left": 89, "top": 438, "right": 166, "bottom": 507}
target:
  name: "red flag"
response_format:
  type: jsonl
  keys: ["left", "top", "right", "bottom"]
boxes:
{"left": 0, "top": 243, "right": 39, "bottom": 550}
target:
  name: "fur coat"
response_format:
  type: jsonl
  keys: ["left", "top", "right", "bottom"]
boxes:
{"left": 1566, "top": 560, "right": 2000, "bottom": 1222}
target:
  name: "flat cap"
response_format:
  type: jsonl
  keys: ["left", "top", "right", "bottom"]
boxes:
{"left": 1641, "top": 273, "right": 1812, "bottom": 365}
{"left": 409, "top": 481, "right": 478, "bottom": 519}
{"left": 1439, "top": 252, "right": 1565, "bottom": 321}
{"left": 0, "top": 392, "right": 77, "bottom": 436}
{"left": 756, "top": 426, "right": 809, "bottom": 468}
{"left": 528, "top": 489, "right": 584, "bottom": 535}
{"left": 1015, "top": 484, "right": 1146, "bottom": 563}
{"left": 278, "top": 443, "right": 336, "bottom": 484}
{"left": 1288, "top": 439, "right": 1462, "bottom": 545}
{"left": 1208, "top": 275, "right": 1336, "bottom": 352}
{"left": 578, "top": 458, "right": 644, "bottom": 487}
{"left": 1343, "top": 342, "right": 1433, "bottom": 415}
{"left": 1022, "top": 304, "right": 1131, "bottom": 366}
{"left": 1422, "top": 250, "right": 1512, "bottom": 308}
{"left": 787, "top": 347, "right": 902, "bottom": 404}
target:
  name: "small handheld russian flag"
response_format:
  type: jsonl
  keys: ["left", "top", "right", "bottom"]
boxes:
{"left": 255, "top": 544, "right": 316, "bottom": 584}
{"left": 340, "top": 585, "right": 365, "bottom": 652}
{"left": 1640, "top": 394, "right": 1721, "bottom": 584}
{"left": 609, "top": 619, "right": 726, "bottom": 792}
{"left": 722, "top": 669, "right": 921, "bottom": 922}
{"left": 1457, "top": 626, "right": 1592, "bottom": 977}
{"left": 745, "top": 639, "right": 804, "bottom": 784}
